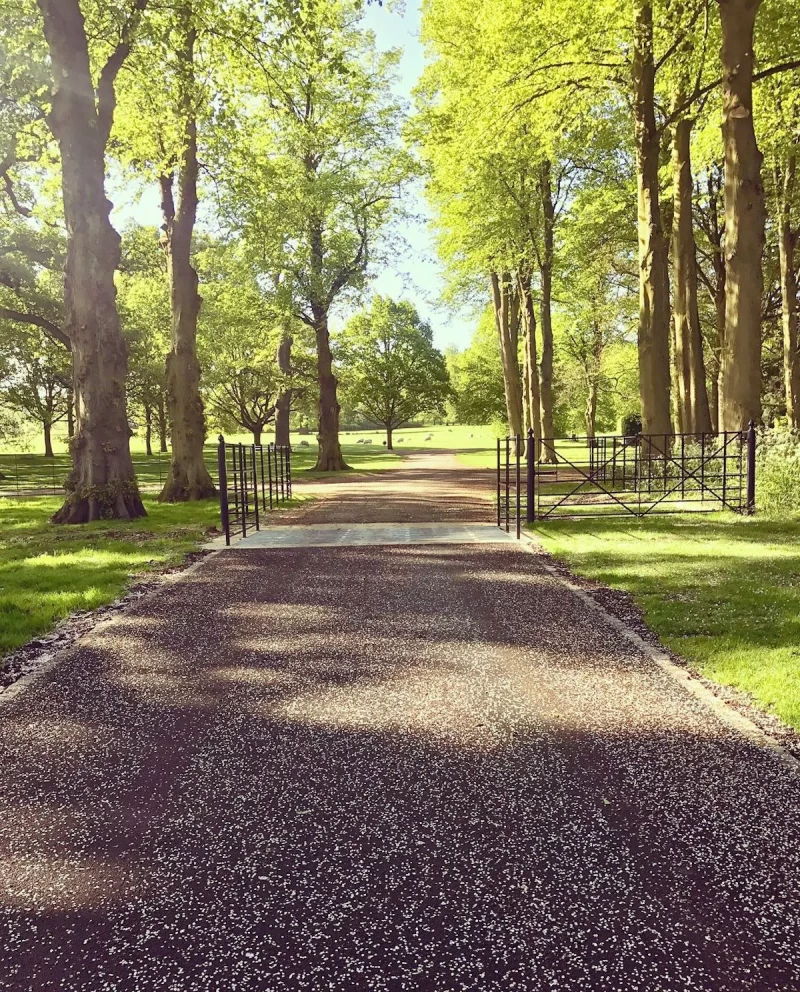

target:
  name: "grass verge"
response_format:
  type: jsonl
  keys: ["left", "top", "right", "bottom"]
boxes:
{"left": 0, "top": 497, "right": 219, "bottom": 657}
{"left": 534, "top": 513, "right": 800, "bottom": 730}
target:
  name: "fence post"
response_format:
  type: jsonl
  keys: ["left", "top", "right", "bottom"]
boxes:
{"left": 746, "top": 420, "right": 756, "bottom": 514}
{"left": 286, "top": 445, "right": 292, "bottom": 497}
{"left": 496, "top": 438, "right": 501, "bottom": 528}
{"left": 526, "top": 428, "right": 535, "bottom": 524}
{"left": 515, "top": 434, "right": 521, "bottom": 539}
{"left": 505, "top": 436, "right": 510, "bottom": 534}
{"left": 217, "top": 436, "right": 230, "bottom": 546}
{"left": 252, "top": 445, "right": 260, "bottom": 531}
{"left": 267, "top": 444, "right": 274, "bottom": 509}
{"left": 239, "top": 444, "right": 248, "bottom": 538}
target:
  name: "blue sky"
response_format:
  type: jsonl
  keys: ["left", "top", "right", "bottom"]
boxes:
{"left": 111, "top": 1, "right": 476, "bottom": 352}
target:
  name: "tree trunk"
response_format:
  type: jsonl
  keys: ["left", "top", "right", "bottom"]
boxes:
{"left": 585, "top": 380, "right": 598, "bottom": 438}
{"left": 518, "top": 272, "right": 542, "bottom": 451}
{"left": 490, "top": 271, "right": 524, "bottom": 436}
{"left": 313, "top": 311, "right": 349, "bottom": 471}
{"left": 777, "top": 154, "right": 800, "bottom": 428}
{"left": 672, "top": 116, "right": 712, "bottom": 435}
{"left": 144, "top": 403, "right": 153, "bottom": 457}
{"left": 43, "top": 421, "right": 54, "bottom": 458}
{"left": 275, "top": 331, "right": 293, "bottom": 446}
{"left": 253, "top": 427, "right": 262, "bottom": 446}
{"left": 157, "top": 393, "right": 168, "bottom": 452}
{"left": 718, "top": 0, "right": 764, "bottom": 429}
{"left": 158, "top": 14, "right": 216, "bottom": 502}
{"left": 38, "top": 0, "right": 145, "bottom": 523}
{"left": 66, "top": 389, "right": 75, "bottom": 439}
{"left": 538, "top": 160, "right": 556, "bottom": 456}
{"left": 386, "top": 424, "right": 393, "bottom": 450}
{"left": 633, "top": 1, "right": 672, "bottom": 436}
{"left": 709, "top": 374, "right": 719, "bottom": 433}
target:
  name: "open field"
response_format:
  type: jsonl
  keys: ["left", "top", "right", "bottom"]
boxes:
{"left": 0, "top": 425, "right": 510, "bottom": 494}
{"left": 535, "top": 513, "right": 800, "bottom": 731}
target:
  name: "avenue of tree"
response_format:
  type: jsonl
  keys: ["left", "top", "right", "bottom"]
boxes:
{"left": 416, "top": 0, "right": 800, "bottom": 443}
{"left": 2, "top": 0, "right": 800, "bottom": 524}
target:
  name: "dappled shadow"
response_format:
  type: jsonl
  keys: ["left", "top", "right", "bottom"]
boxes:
{"left": 1, "top": 544, "right": 799, "bottom": 990}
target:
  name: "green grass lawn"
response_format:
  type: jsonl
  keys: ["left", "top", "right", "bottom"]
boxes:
{"left": 534, "top": 513, "right": 800, "bottom": 730}
{"left": 0, "top": 497, "right": 220, "bottom": 656}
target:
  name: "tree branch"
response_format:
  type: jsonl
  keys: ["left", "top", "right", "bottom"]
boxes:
{"left": 96, "top": 0, "right": 150, "bottom": 145}
{"left": 0, "top": 306, "right": 70, "bottom": 349}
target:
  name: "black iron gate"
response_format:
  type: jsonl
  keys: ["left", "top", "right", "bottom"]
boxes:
{"left": 497, "top": 424, "right": 756, "bottom": 536}
{"left": 217, "top": 436, "right": 292, "bottom": 545}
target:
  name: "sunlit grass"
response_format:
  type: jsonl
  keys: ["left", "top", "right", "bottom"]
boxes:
{"left": 0, "top": 497, "right": 219, "bottom": 655}
{"left": 534, "top": 513, "right": 800, "bottom": 729}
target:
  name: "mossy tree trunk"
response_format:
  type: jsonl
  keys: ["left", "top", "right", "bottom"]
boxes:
{"left": 490, "top": 271, "right": 524, "bottom": 437}
{"left": 158, "top": 11, "right": 216, "bottom": 502}
{"left": 38, "top": 0, "right": 146, "bottom": 523}
{"left": 275, "top": 331, "right": 292, "bottom": 447}
{"left": 776, "top": 154, "right": 800, "bottom": 428}
{"left": 718, "top": 0, "right": 765, "bottom": 429}
{"left": 538, "top": 160, "right": 556, "bottom": 456}
{"left": 671, "top": 115, "right": 712, "bottom": 435}
{"left": 633, "top": 1, "right": 672, "bottom": 436}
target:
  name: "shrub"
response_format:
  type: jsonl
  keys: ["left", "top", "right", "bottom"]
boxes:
{"left": 757, "top": 428, "right": 800, "bottom": 513}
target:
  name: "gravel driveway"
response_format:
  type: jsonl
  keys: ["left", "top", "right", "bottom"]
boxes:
{"left": 1, "top": 541, "right": 798, "bottom": 991}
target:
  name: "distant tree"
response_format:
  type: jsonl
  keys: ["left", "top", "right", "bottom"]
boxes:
{"left": 337, "top": 297, "right": 451, "bottom": 449}
{"left": 446, "top": 313, "right": 506, "bottom": 425}
{"left": 0, "top": 323, "right": 71, "bottom": 456}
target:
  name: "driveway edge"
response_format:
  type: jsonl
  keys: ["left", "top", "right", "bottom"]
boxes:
{"left": 518, "top": 531, "right": 799, "bottom": 773}
{"left": 0, "top": 549, "right": 222, "bottom": 710}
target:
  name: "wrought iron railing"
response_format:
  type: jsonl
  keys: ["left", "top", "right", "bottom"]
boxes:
{"left": 217, "top": 436, "right": 292, "bottom": 545}
{"left": 497, "top": 424, "right": 756, "bottom": 536}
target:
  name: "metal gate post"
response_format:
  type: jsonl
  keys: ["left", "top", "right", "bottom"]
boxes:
{"left": 217, "top": 435, "right": 230, "bottom": 546}
{"left": 505, "top": 436, "right": 510, "bottom": 533}
{"left": 746, "top": 420, "right": 756, "bottom": 514}
{"left": 286, "top": 445, "right": 292, "bottom": 497}
{"left": 252, "top": 445, "right": 260, "bottom": 531}
{"left": 515, "top": 435, "right": 521, "bottom": 539}
{"left": 496, "top": 438, "right": 501, "bottom": 528}
{"left": 526, "top": 428, "right": 535, "bottom": 524}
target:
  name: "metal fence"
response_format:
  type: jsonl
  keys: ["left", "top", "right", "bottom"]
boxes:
{"left": 217, "top": 436, "right": 292, "bottom": 546}
{"left": 498, "top": 424, "right": 757, "bottom": 536}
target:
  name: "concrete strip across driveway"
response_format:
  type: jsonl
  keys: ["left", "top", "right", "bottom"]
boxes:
{"left": 1, "top": 541, "right": 799, "bottom": 990}
{"left": 221, "top": 522, "right": 517, "bottom": 549}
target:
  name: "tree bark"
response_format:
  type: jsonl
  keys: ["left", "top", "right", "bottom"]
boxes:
{"left": 490, "top": 271, "right": 524, "bottom": 436}
{"left": 275, "top": 331, "right": 292, "bottom": 446}
{"left": 43, "top": 421, "right": 54, "bottom": 458}
{"left": 156, "top": 393, "right": 168, "bottom": 452}
{"left": 144, "top": 403, "right": 153, "bottom": 457}
{"left": 518, "top": 272, "right": 542, "bottom": 450}
{"left": 313, "top": 311, "right": 349, "bottom": 471}
{"left": 158, "top": 12, "right": 216, "bottom": 502}
{"left": 386, "top": 424, "right": 393, "bottom": 450}
{"left": 38, "top": 0, "right": 145, "bottom": 523}
{"left": 538, "top": 160, "right": 556, "bottom": 455}
{"left": 585, "top": 380, "right": 598, "bottom": 439}
{"left": 66, "top": 388, "right": 75, "bottom": 439}
{"left": 253, "top": 427, "right": 262, "bottom": 445}
{"left": 718, "top": 0, "right": 765, "bottom": 429}
{"left": 633, "top": 1, "right": 672, "bottom": 436}
{"left": 776, "top": 155, "right": 800, "bottom": 428}
{"left": 671, "top": 116, "right": 712, "bottom": 434}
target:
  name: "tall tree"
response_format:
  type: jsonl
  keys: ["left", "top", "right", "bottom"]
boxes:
{"left": 632, "top": 0, "right": 672, "bottom": 435}
{"left": 35, "top": 0, "right": 147, "bottom": 521}
{"left": 157, "top": 6, "right": 216, "bottom": 499}
{"left": 225, "top": 0, "right": 412, "bottom": 471}
{"left": 718, "top": 0, "right": 765, "bottom": 428}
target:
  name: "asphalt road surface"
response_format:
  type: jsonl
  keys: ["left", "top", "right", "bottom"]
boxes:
{"left": 1, "top": 541, "right": 798, "bottom": 990}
